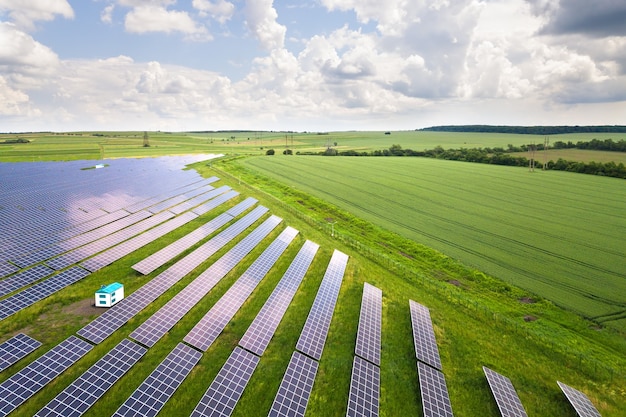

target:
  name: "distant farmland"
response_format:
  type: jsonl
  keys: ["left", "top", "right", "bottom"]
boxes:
{"left": 240, "top": 156, "right": 626, "bottom": 330}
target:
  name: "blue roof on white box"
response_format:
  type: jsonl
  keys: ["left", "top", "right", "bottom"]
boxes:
{"left": 96, "top": 282, "right": 123, "bottom": 294}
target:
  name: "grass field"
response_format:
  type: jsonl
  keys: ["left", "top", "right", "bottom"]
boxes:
{"left": 236, "top": 155, "right": 626, "bottom": 331}
{"left": 1, "top": 132, "right": 625, "bottom": 416}
{"left": 2, "top": 130, "right": 625, "bottom": 161}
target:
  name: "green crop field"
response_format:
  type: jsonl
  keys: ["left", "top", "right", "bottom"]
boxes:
{"left": 2, "top": 130, "right": 624, "bottom": 161}
{"left": 237, "top": 155, "right": 626, "bottom": 331}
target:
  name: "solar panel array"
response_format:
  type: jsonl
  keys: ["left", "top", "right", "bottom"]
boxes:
{"left": 46, "top": 210, "right": 175, "bottom": 271}
{"left": 0, "top": 336, "right": 93, "bottom": 417}
{"left": 190, "top": 347, "right": 260, "bottom": 417}
{"left": 113, "top": 343, "right": 202, "bottom": 417}
{"left": 0, "top": 333, "right": 41, "bottom": 372}
{"left": 409, "top": 299, "right": 443, "bottom": 371}
{"left": 346, "top": 355, "right": 381, "bottom": 417}
{"left": 192, "top": 189, "right": 241, "bottom": 216}
{"left": 268, "top": 351, "right": 319, "bottom": 417}
{"left": 0, "top": 264, "right": 54, "bottom": 298}
{"left": 295, "top": 250, "right": 349, "bottom": 360}
{"left": 354, "top": 283, "right": 382, "bottom": 366}
{"left": 483, "top": 367, "right": 528, "bottom": 417}
{"left": 131, "top": 195, "right": 251, "bottom": 275}
{"left": 0, "top": 263, "right": 18, "bottom": 280}
{"left": 81, "top": 210, "right": 198, "bottom": 272}
{"left": 77, "top": 206, "right": 268, "bottom": 344}
{"left": 417, "top": 362, "right": 454, "bottom": 417}
{"left": 131, "top": 216, "right": 284, "bottom": 348}
{"left": 168, "top": 185, "right": 226, "bottom": 214}
{"left": 239, "top": 240, "right": 319, "bottom": 356}
{"left": 0, "top": 266, "right": 89, "bottom": 321}
{"left": 182, "top": 224, "right": 295, "bottom": 352}
{"left": 557, "top": 381, "right": 602, "bottom": 417}
{"left": 35, "top": 339, "right": 147, "bottom": 417}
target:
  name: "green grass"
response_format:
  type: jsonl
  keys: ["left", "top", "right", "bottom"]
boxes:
{"left": 235, "top": 155, "right": 626, "bottom": 331}
{"left": 2, "top": 130, "right": 624, "bottom": 161}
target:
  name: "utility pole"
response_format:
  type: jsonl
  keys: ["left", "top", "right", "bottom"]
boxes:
{"left": 543, "top": 136, "right": 550, "bottom": 170}
{"left": 143, "top": 131, "right": 150, "bottom": 147}
{"left": 528, "top": 141, "right": 535, "bottom": 172}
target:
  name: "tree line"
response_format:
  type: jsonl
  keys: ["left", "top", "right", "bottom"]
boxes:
{"left": 419, "top": 125, "right": 626, "bottom": 135}
{"left": 298, "top": 144, "right": 626, "bottom": 179}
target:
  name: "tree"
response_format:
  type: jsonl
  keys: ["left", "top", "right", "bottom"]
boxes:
{"left": 266, "top": 149, "right": 275, "bottom": 155}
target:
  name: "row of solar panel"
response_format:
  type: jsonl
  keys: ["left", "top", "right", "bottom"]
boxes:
{"left": 0, "top": 174, "right": 217, "bottom": 268}
{"left": 0, "top": 182, "right": 235, "bottom": 320}
{"left": 0, "top": 174, "right": 219, "bottom": 274}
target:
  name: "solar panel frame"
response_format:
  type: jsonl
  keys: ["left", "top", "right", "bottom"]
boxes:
{"left": 0, "top": 333, "right": 41, "bottom": 373}
{"left": 190, "top": 347, "right": 260, "bottom": 417}
{"left": 295, "top": 250, "right": 349, "bottom": 360}
{"left": 239, "top": 240, "right": 319, "bottom": 357}
{"left": 78, "top": 207, "right": 268, "bottom": 344}
{"left": 354, "top": 283, "right": 382, "bottom": 366}
{"left": 409, "top": 300, "right": 443, "bottom": 371}
{"left": 0, "top": 336, "right": 93, "bottom": 417}
{"left": 417, "top": 362, "right": 454, "bottom": 417}
{"left": 557, "top": 381, "right": 602, "bottom": 417}
{"left": 35, "top": 339, "right": 146, "bottom": 417}
{"left": 483, "top": 367, "right": 528, "bottom": 417}
{"left": 268, "top": 351, "right": 319, "bottom": 417}
{"left": 113, "top": 343, "right": 202, "bottom": 417}
{"left": 346, "top": 355, "right": 380, "bottom": 417}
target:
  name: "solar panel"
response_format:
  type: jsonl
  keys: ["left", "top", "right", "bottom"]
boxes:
{"left": 346, "top": 355, "right": 380, "bottom": 417}
{"left": 557, "top": 381, "right": 602, "bottom": 417}
{"left": 409, "top": 300, "right": 442, "bottom": 371}
{"left": 161, "top": 221, "right": 292, "bottom": 351}
{"left": 131, "top": 217, "right": 285, "bottom": 348}
{"left": 113, "top": 343, "right": 202, "bottom": 417}
{"left": 131, "top": 196, "right": 253, "bottom": 275}
{"left": 295, "top": 250, "right": 349, "bottom": 360}
{"left": 191, "top": 189, "right": 239, "bottom": 216}
{"left": 268, "top": 351, "right": 318, "bottom": 417}
{"left": 0, "top": 266, "right": 90, "bottom": 321}
{"left": 0, "top": 333, "right": 41, "bottom": 372}
{"left": 0, "top": 336, "right": 93, "bottom": 417}
{"left": 81, "top": 211, "right": 198, "bottom": 272}
{"left": 78, "top": 207, "right": 268, "bottom": 345}
{"left": 239, "top": 240, "right": 319, "bottom": 356}
{"left": 0, "top": 264, "right": 54, "bottom": 298}
{"left": 483, "top": 367, "right": 528, "bottom": 417}
{"left": 168, "top": 185, "right": 226, "bottom": 214}
{"left": 354, "top": 283, "right": 382, "bottom": 366}
{"left": 46, "top": 211, "right": 175, "bottom": 271}
{"left": 0, "top": 262, "right": 18, "bottom": 279}
{"left": 35, "top": 339, "right": 146, "bottom": 417}
{"left": 417, "top": 362, "right": 454, "bottom": 417}
{"left": 190, "top": 347, "right": 260, "bottom": 417}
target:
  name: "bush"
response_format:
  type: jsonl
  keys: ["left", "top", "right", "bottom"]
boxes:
{"left": 266, "top": 149, "right": 275, "bottom": 155}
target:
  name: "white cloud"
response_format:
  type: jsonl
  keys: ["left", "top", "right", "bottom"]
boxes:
{"left": 125, "top": 5, "right": 210, "bottom": 40}
{"left": 0, "top": 75, "right": 36, "bottom": 116}
{"left": 244, "top": 0, "right": 286, "bottom": 51}
{"left": 101, "top": 4, "right": 115, "bottom": 24}
{"left": 193, "top": 0, "right": 235, "bottom": 23}
{"left": 0, "top": 22, "right": 59, "bottom": 74}
{"left": 0, "top": 0, "right": 73, "bottom": 30}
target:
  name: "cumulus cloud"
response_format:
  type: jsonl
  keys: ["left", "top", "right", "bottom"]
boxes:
{"left": 0, "top": 75, "right": 34, "bottom": 116}
{"left": 193, "top": 0, "right": 235, "bottom": 23}
{"left": 125, "top": 5, "right": 210, "bottom": 40}
{"left": 0, "top": 0, "right": 73, "bottom": 29}
{"left": 537, "top": 0, "right": 626, "bottom": 37}
{"left": 0, "top": 22, "right": 59, "bottom": 73}
{"left": 244, "top": 0, "right": 286, "bottom": 51}
{"left": 101, "top": 4, "right": 115, "bottom": 24}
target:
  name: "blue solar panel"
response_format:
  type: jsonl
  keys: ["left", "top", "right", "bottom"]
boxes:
{"left": 295, "top": 250, "right": 349, "bottom": 360}
{"left": 268, "top": 351, "right": 319, "bottom": 417}
{"left": 354, "top": 283, "right": 382, "bottom": 366}
{"left": 35, "top": 339, "right": 146, "bottom": 417}
{"left": 346, "top": 356, "right": 380, "bottom": 417}
{"left": 0, "top": 336, "right": 93, "bottom": 417}
{"left": 239, "top": 240, "right": 319, "bottom": 356}
{"left": 0, "top": 333, "right": 41, "bottom": 372}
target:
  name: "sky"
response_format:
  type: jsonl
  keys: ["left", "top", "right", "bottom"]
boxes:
{"left": 0, "top": 0, "right": 625, "bottom": 132}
